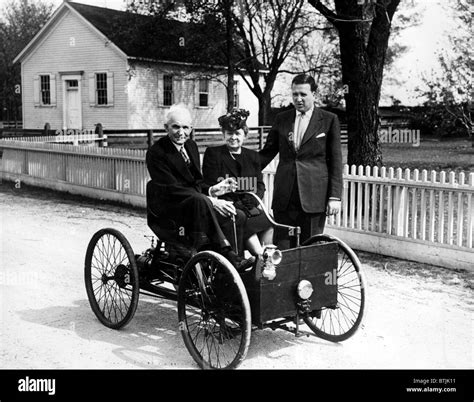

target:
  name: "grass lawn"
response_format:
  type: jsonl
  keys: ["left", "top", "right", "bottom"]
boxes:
{"left": 342, "top": 139, "right": 473, "bottom": 174}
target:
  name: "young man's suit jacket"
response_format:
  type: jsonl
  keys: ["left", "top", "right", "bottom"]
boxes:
{"left": 259, "top": 107, "right": 343, "bottom": 214}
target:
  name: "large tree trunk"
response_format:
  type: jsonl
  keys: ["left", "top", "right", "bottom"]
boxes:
{"left": 309, "top": 0, "right": 401, "bottom": 167}
{"left": 338, "top": 32, "right": 383, "bottom": 167}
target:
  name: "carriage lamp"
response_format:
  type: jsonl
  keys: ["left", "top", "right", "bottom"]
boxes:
{"left": 297, "top": 280, "right": 313, "bottom": 300}
{"left": 262, "top": 245, "right": 283, "bottom": 280}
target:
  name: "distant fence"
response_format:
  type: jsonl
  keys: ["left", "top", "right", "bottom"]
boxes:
{"left": 104, "top": 124, "right": 349, "bottom": 149}
{"left": 0, "top": 121, "right": 22, "bottom": 129}
{"left": 2, "top": 124, "right": 349, "bottom": 149}
{"left": 0, "top": 139, "right": 471, "bottom": 270}
{"left": 0, "top": 133, "right": 105, "bottom": 146}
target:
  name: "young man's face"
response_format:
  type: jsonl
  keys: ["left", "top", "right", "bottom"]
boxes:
{"left": 292, "top": 83, "right": 316, "bottom": 113}
{"left": 165, "top": 111, "right": 193, "bottom": 146}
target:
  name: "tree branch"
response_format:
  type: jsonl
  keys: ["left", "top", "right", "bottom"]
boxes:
{"left": 307, "top": 0, "right": 340, "bottom": 29}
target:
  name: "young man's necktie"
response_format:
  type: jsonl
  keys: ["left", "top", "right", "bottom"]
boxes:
{"left": 295, "top": 112, "right": 305, "bottom": 151}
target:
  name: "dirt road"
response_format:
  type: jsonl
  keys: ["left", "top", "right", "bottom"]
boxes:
{"left": 1, "top": 182, "right": 472, "bottom": 369}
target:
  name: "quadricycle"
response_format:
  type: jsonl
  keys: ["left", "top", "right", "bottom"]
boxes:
{"left": 84, "top": 183, "right": 365, "bottom": 369}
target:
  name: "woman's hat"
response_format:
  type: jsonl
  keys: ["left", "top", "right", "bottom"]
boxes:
{"left": 218, "top": 108, "right": 250, "bottom": 131}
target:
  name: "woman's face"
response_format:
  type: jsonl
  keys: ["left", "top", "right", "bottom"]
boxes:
{"left": 224, "top": 129, "right": 245, "bottom": 151}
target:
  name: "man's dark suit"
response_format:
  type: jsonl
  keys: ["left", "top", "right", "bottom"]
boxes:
{"left": 146, "top": 135, "right": 245, "bottom": 251}
{"left": 259, "top": 107, "right": 343, "bottom": 244}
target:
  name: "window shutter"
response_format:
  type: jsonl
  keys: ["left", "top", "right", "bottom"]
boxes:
{"left": 157, "top": 74, "right": 163, "bottom": 106}
{"left": 175, "top": 77, "right": 182, "bottom": 104}
{"left": 33, "top": 75, "right": 40, "bottom": 106}
{"left": 49, "top": 73, "right": 56, "bottom": 106}
{"left": 210, "top": 80, "right": 218, "bottom": 107}
{"left": 107, "top": 71, "right": 114, "bottom": 106}
{"left": 194, "top": 78, "right": 199, "bottom": 107}
{"left": 89, "top": 73, "right": 95, "bottom": 106}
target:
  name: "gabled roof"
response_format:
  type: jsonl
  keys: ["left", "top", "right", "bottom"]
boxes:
{"left": 15, "top": 1, "right": 265, "bottom": 70}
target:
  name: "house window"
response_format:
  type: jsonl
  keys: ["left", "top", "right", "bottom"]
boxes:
{"left": 163, "top": 75, "right": 173, "bottom": 106}
{"left": 199, "top": 79, "right": 209, "bottom": 107}
{"left": 95, "top": 73, "right": 108, "bottom": 105}
{"left": 233, "top": 80, "right": 239, "bottom": 108}
{"left": 40, "top": 75, "right": 51, "bottom": 105}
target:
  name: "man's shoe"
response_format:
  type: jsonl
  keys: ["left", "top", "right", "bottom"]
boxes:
{"left": 235, "top": 256, "right": 256, "bottom": 272}
{"left": 224, "top": 250, "right": 256, "bottom": 272}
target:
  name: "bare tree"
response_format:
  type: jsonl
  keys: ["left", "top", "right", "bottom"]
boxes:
{"left": 231, "top": 0, "right": 329, "bottom": 124}
{"left": 0, "top": 0, "right": 52, "bottom": 121}
{"left": 419, "top": 0, "right": 472, "bottom": 140}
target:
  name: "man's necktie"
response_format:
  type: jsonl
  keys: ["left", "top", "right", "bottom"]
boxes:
{"left": 180, "top": 147, "right": 191, "bottom": 167}
{"left": 295, "top": 112, "right": 305, "bottom": 151}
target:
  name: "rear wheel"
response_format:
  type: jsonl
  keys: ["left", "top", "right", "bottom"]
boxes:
{"left": 302, "top": 234, "right": 365, "bottom": 342}
{"left": 84, "top": 228, "right": 139, "bottom": 329}
{"left": 177, "top": 251, "right": 251, "bottom": 369}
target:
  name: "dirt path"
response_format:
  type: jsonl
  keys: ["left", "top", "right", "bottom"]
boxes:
{"left": 0, "top": 182, "right": 472, "bottom": 369}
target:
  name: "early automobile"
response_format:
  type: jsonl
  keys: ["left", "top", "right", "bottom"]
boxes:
{"left": 84, "top": 185, "right": 365, "bottom": 369}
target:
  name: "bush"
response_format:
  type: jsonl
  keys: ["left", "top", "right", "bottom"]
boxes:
{"left": 405, "top": 105, "right": 471, "bottom": 139}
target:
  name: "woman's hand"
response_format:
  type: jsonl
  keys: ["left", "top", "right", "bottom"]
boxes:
{"left": 210, "top": 177, "right": 238, "bottom": 196}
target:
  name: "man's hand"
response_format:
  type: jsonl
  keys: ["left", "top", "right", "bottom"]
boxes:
{"left": 211, "top": 199, "right": 237, "bottom": 217}
{"left": 326, "top": 199, "right": 341, "bottom": 216}
{"left": 210, "top": 178, "right": 238, "bottom": 197}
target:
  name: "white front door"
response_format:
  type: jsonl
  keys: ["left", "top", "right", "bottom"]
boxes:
{"left": 65, "top": 79, "right": 81, "bottom": 129}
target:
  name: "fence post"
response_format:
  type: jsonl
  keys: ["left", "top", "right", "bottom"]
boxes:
{"left": 43, "top": 122, "right": 50, "bottom": 136}
{"left": 147, "top": 129, "right": 154, "bottom": 149}
{"left": 258, "top": 127, "right": 264, "bottom": 149}
{"left": 393, "top": 168, "right": 407, "bottom": 236}
{"left": 95, "top": 123, "right": 107, "bottom": 147}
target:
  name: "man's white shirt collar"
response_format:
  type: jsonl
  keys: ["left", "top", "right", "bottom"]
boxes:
{"left": 297, "top": 105, "right": 314, "bottom": 117}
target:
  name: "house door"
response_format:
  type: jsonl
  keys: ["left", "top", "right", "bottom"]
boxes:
{"left": 65, "top": 79, "right": 81, "bottom": 129}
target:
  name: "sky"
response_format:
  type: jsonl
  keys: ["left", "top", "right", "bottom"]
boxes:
{"left": 0, "top": 0, "right": 454, "bottom": 106}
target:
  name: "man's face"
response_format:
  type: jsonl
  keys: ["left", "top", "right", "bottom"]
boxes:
{"left": 165, "top": 111, "right": 192, "bottom": 146}
{"left": 292, "top": 83, "right": 316, "bottom": 113}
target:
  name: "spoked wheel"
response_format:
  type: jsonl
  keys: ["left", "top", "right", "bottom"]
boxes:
{"left": 84, "top": 228, "right": 139, "bottom": 329}
{"left": 177, "top": 251, "right": 251, "bottom": 369}
{"left": 302, "top": 234, "right": 365, "bottom": 342}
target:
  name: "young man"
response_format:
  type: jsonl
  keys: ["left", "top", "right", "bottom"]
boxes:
{"left": 259, "top": 74, "right": 343, "bottom": 248}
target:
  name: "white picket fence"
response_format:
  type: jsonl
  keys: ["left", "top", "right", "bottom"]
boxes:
{"left": 0, "top": 139, "right": 472, "bottom": 270}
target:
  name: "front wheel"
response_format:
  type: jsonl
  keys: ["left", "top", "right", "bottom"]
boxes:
{"left": 302, "top": 234, "right": 365, "bottom": 342}
{"left": 177, "top": 251, "right": 251, "bottom": 369}
{"left": 84, "top": 228, "right": 139, "bottom": 329}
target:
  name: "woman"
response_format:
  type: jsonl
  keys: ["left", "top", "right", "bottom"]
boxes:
{"left": 203, "top": 109, "right": 273, "bottom": 257}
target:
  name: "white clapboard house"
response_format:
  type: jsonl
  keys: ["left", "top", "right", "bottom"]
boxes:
{"left": 14, "top": 1, "right": 262, "bottom": 130}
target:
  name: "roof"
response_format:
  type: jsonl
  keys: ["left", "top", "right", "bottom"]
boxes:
{"left": 15, "top": 1, "right": 264, "bottom": 70}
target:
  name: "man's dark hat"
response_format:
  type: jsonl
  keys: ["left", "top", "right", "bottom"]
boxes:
{"left": 218, "top": 108, "right": 250, "bottom": 131}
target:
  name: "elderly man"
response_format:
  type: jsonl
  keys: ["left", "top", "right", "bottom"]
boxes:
{"left": 146, "top": 105, "right": 255, "bottom": 270}
{"left": 259, "top": 74, "right": 343, "bottom": 248}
